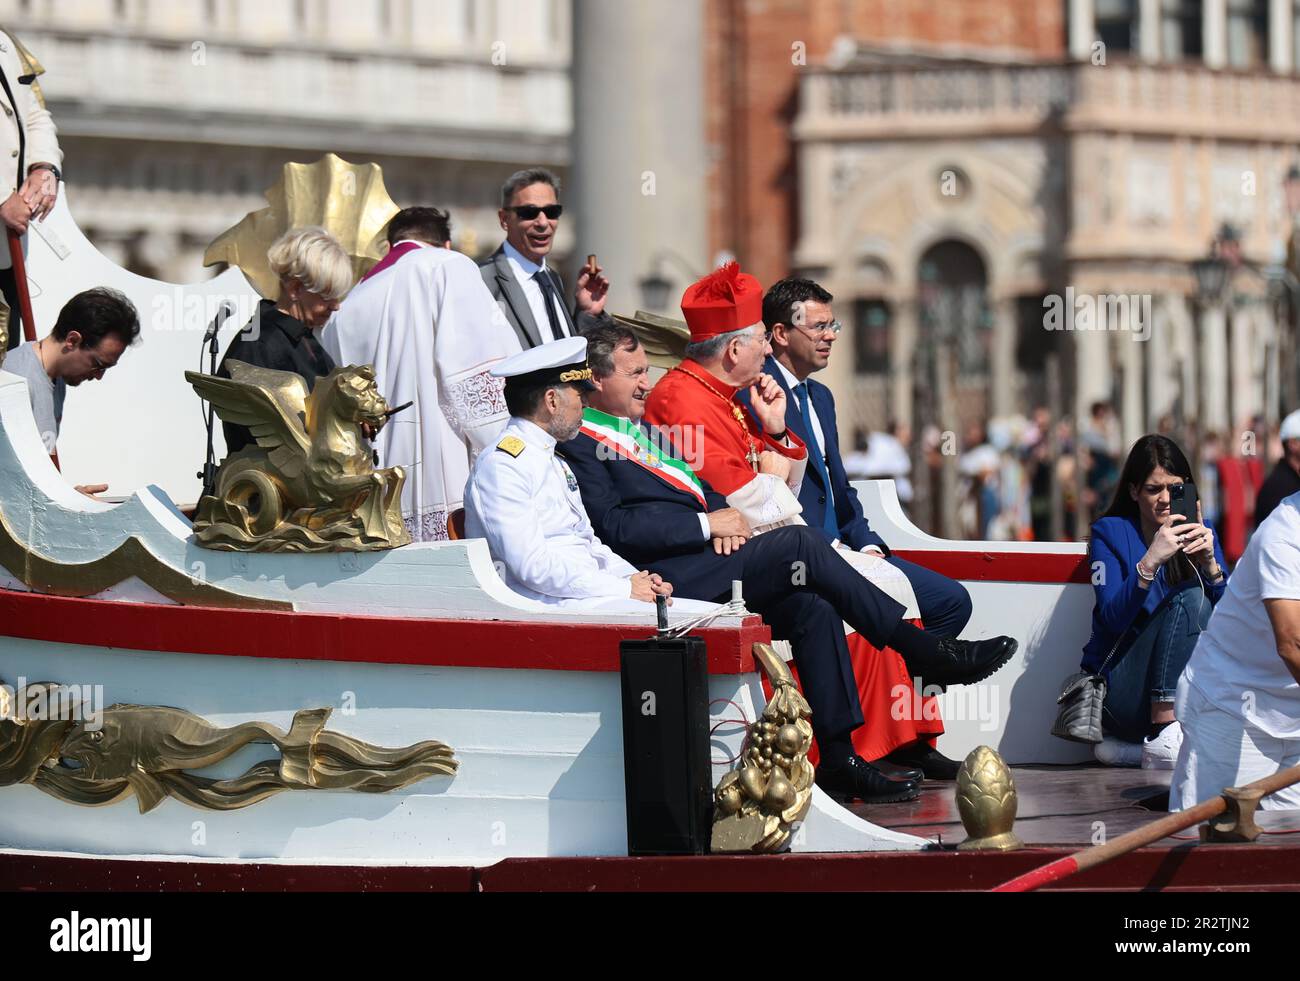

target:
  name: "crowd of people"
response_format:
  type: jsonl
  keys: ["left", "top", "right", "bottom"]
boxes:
{"left": 858, "top": 398, "right": 1296, "bottom": 558}
{"left": 8, "top": 157, "right": 1300, "bottom": 816}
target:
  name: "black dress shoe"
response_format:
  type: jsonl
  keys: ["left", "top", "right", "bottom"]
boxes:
{"left": 885, "top": 744, "right": 962, "bottom": 781}
{"left": 905, "top": 636, "right": 1018, "bottom": 689}
{"left": 869, "top": 758, "right": 924, "bottom": 782}
{"left": 816, "top": 754, "right": 921, "bottom": 804}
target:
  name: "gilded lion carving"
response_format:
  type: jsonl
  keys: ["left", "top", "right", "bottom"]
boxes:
{"left": 186, "top": 361, "right": 409, "bottom": 551}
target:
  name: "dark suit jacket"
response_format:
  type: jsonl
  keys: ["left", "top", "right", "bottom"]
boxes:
{"left": 557, "top": 428, "right": 748, "bottom": 602}
{"left": 478, "top": 244, "right": 611, "bottom": 349}
{"left": 740, "top": 355, "right": 887, "bottom": 553}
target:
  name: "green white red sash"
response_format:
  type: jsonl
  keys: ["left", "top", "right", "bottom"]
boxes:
{"left": 579, "top": 408, "right": 707, "bottom": 507}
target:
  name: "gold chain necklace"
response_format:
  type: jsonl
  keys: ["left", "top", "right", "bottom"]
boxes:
{"left": 672, "top": 365, "right": 760, "bottom": 470}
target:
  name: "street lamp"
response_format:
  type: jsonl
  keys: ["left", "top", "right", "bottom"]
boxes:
{"left": 637, "top": 249, "right": 705, "bottom": 312}
{"left": 1284, "top": 165, "right": 1300, "bottom": 217}
{"left": 637, "top": 269, "right": 674, "bottom": 312}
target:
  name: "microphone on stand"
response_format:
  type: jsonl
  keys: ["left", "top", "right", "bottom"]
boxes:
{"left": 197, "top": 301, "right": 237, "bottom": 500}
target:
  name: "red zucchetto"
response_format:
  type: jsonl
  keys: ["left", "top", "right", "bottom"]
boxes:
{"left": 680, "top": 261, "right": 764, "bottom": 342}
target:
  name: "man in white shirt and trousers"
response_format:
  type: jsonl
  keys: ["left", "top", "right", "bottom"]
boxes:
{"left": 320, "top": 207, "right": 518, "bottom": 542}
{"left": 1171, "top": 490, "right": 1300, "bottom": 810}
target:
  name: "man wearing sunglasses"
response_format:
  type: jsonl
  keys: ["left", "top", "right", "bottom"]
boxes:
{"left": 479, "top": 167, "right": 611, "bottom": 350}
{"left": 2, "top": 286, "right": 139, "bottom": 495}
{"left": 743, "top": 277, "right": 975, "bottom": 780}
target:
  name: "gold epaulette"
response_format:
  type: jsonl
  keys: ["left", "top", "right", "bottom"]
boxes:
{"left": 496, "top": 435, "right": 526, "bottom": 458}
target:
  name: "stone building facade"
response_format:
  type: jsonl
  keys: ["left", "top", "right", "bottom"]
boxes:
{"left": 0, "top": 0, "right": 574, "bottom": 282}
{"left": 702, "top": 0, "right": 1298, "bottom": 459}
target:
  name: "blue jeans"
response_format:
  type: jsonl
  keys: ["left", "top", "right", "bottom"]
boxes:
{"left": 1102, "top": 585, "right": 1211, "bottom": 743}
{"left": 885, "top": 555, "right": 973, "bottom": 639}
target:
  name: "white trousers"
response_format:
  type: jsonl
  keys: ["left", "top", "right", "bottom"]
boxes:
{"left": 1169, "top": 679, "right": 1300, "bottom": 812}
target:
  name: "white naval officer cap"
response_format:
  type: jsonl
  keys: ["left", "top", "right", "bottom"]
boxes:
{"left": 490, "top": 335, "right": 596, "bottom": 391}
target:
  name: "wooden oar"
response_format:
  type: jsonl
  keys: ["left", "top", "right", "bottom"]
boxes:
{"left": 991, "top": 762, "right": 1300, "bottom": 892}
{"left": 7, "top": 227, "right": 35, "bottom": 342}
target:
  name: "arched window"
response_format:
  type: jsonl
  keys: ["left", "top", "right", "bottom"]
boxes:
{"left": 916, "top": 240, "right": 990, "bottom": 375}
{"left": 852, "top": 299, "right": 891, "bottom": 376}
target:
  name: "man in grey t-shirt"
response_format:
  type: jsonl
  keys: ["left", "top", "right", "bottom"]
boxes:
{"left": 0, "top": 287, "right": 140, "bottom": 494}
{"left": 4, "top": 337, "right": 65, "bottom": 453}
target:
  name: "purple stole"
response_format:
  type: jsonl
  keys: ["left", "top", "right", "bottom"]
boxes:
{"left": 361, "top": 241, "right": 424, "bottom": 283}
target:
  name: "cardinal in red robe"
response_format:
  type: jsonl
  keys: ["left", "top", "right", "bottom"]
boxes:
{"left": 645, "top": 262, "right": 947, "bottom": 772}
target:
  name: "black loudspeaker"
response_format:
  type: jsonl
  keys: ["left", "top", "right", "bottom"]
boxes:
{"left": 619, "top": 634, "right": 713, "bottom": 856}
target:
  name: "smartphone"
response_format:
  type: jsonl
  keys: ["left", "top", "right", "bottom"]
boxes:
{"left": 1169, "top": 482, "right": 1199, "bottom": 524}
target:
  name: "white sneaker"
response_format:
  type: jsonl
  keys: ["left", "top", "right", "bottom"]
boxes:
{"left": 1142, "top": 721, "right": 1183, "bottom": 771}
{"left": 1095, "top": 736, "right": 1143, "bottom": 767}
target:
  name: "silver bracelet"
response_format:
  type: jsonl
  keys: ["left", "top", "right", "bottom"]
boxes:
{"left": 1135, "top": 560, "right": 1155, "bottom": 583}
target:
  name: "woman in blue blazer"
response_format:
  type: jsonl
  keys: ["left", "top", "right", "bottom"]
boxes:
{"left": 1081, "top": 434, "right": 1228, "bottom": 768}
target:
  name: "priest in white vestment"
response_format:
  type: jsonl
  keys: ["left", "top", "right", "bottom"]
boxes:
{"left": 321, "top": 233, "right": 519, "bottom": 541}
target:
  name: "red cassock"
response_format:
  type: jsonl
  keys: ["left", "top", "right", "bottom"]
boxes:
{"left": 643, "top": 358, "right": 806, "bottom": 502}
{"left": 645, "top": 360, "right": 942, "bottom": 759}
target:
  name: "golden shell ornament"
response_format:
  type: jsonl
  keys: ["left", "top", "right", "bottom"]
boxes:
{"left": 955, "top": 745, "right": 1022, "bottom": 851}
{"left": 204, "top": 153, "right": 400, "bottom": 298}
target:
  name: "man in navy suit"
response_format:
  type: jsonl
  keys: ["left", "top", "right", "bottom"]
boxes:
{"left": 744, "top": 278, "right": 976, "bottom": 778}
{"left": 558, "top": 323, "right": 1017, "bottom": 796}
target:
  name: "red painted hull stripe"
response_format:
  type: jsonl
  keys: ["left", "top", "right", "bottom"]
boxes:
{"left": 0, "top": 590, "right": 770, "bottom": 674}
{"left": 891, "top": 549, "right": 1090, "bottom": 584}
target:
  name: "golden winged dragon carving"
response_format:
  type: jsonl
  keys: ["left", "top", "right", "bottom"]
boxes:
{"left": 185, "top": 361, "right": 409, "bottom": 551}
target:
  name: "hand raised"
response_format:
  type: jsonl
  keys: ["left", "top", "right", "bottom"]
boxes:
{"left": 575, "top": 263, "right": 609, "bottom": 315}
{"left": 748, "top": 372, "right": 787, "bottom": 433}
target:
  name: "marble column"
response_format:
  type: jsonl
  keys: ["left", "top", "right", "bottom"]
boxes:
{"left": 1071, "top": 325, "right": 1113, "bottom": 427}
{"left": 990, "top": 296, "right": 1018, "bottom": 418}
{"left": 1120, "top": 319, "right": 1145, "bottom": 446}
{"left": 1204, "top": 0, "right": 1227, "bottom": 69}
{"left": 1200, "top": 303, "right": 1230, "bottom": 433}
{"left": 571, "top": 0, "right": 709, "bottom": 316}
{"left": 1070, "top": 0, "right": 1096, "bottom": 59}
{"left": 1271, "top": 0, "right": 1294, "bottom": 73}
{"left": 889, "top": 297, "right": 918, "bottom": 430}
{"left": 1139, "top": 0, "right": 1161, "bottom": 61}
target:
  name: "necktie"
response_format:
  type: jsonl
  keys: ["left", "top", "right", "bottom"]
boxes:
{"left": 534, "top": 270, "right": 566, "bottom": 343}
{"left": 796, "top": 383, "right": 839, "bottom": 537}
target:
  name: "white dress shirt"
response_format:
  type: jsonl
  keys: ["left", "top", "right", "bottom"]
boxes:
{"left": 464, "top": 417, "right": 638, "bottom": 605}
{"left": 502, "top": 240, "right": 570, "bottom": 343}
{"left": 775, "top": 360, "right": 884, "bottom": 555}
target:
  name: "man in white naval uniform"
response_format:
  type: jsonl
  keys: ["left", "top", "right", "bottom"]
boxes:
{"left": 465, "top": 337, "right": 699, "bottom": 612}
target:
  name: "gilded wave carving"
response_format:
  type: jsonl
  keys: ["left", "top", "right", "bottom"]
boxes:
{"left": 187, "top": 360, "right": 409, "bottom": 552}
{"left": 711, "top": 643, "right": 816, "bottom": 854}
{"left": 0, "top": 681, "right": 458, "bottom": 813}
{"left": 0, "top": 507, "right": 289, "bottom": 610}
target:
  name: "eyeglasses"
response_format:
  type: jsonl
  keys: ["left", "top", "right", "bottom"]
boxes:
{"left": 794, "top": 320, "right": 842, "bottom": 337}
{"left": 508, "top": 204, "right": 563, "bottom": 221}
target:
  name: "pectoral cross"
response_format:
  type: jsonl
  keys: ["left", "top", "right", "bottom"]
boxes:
{"left": 746, "top": 440, "right": 760, "bottom": 472}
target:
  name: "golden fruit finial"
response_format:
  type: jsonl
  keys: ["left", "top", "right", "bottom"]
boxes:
{"left": 955, "top": 745, "right": 1023, "bottom": 851}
